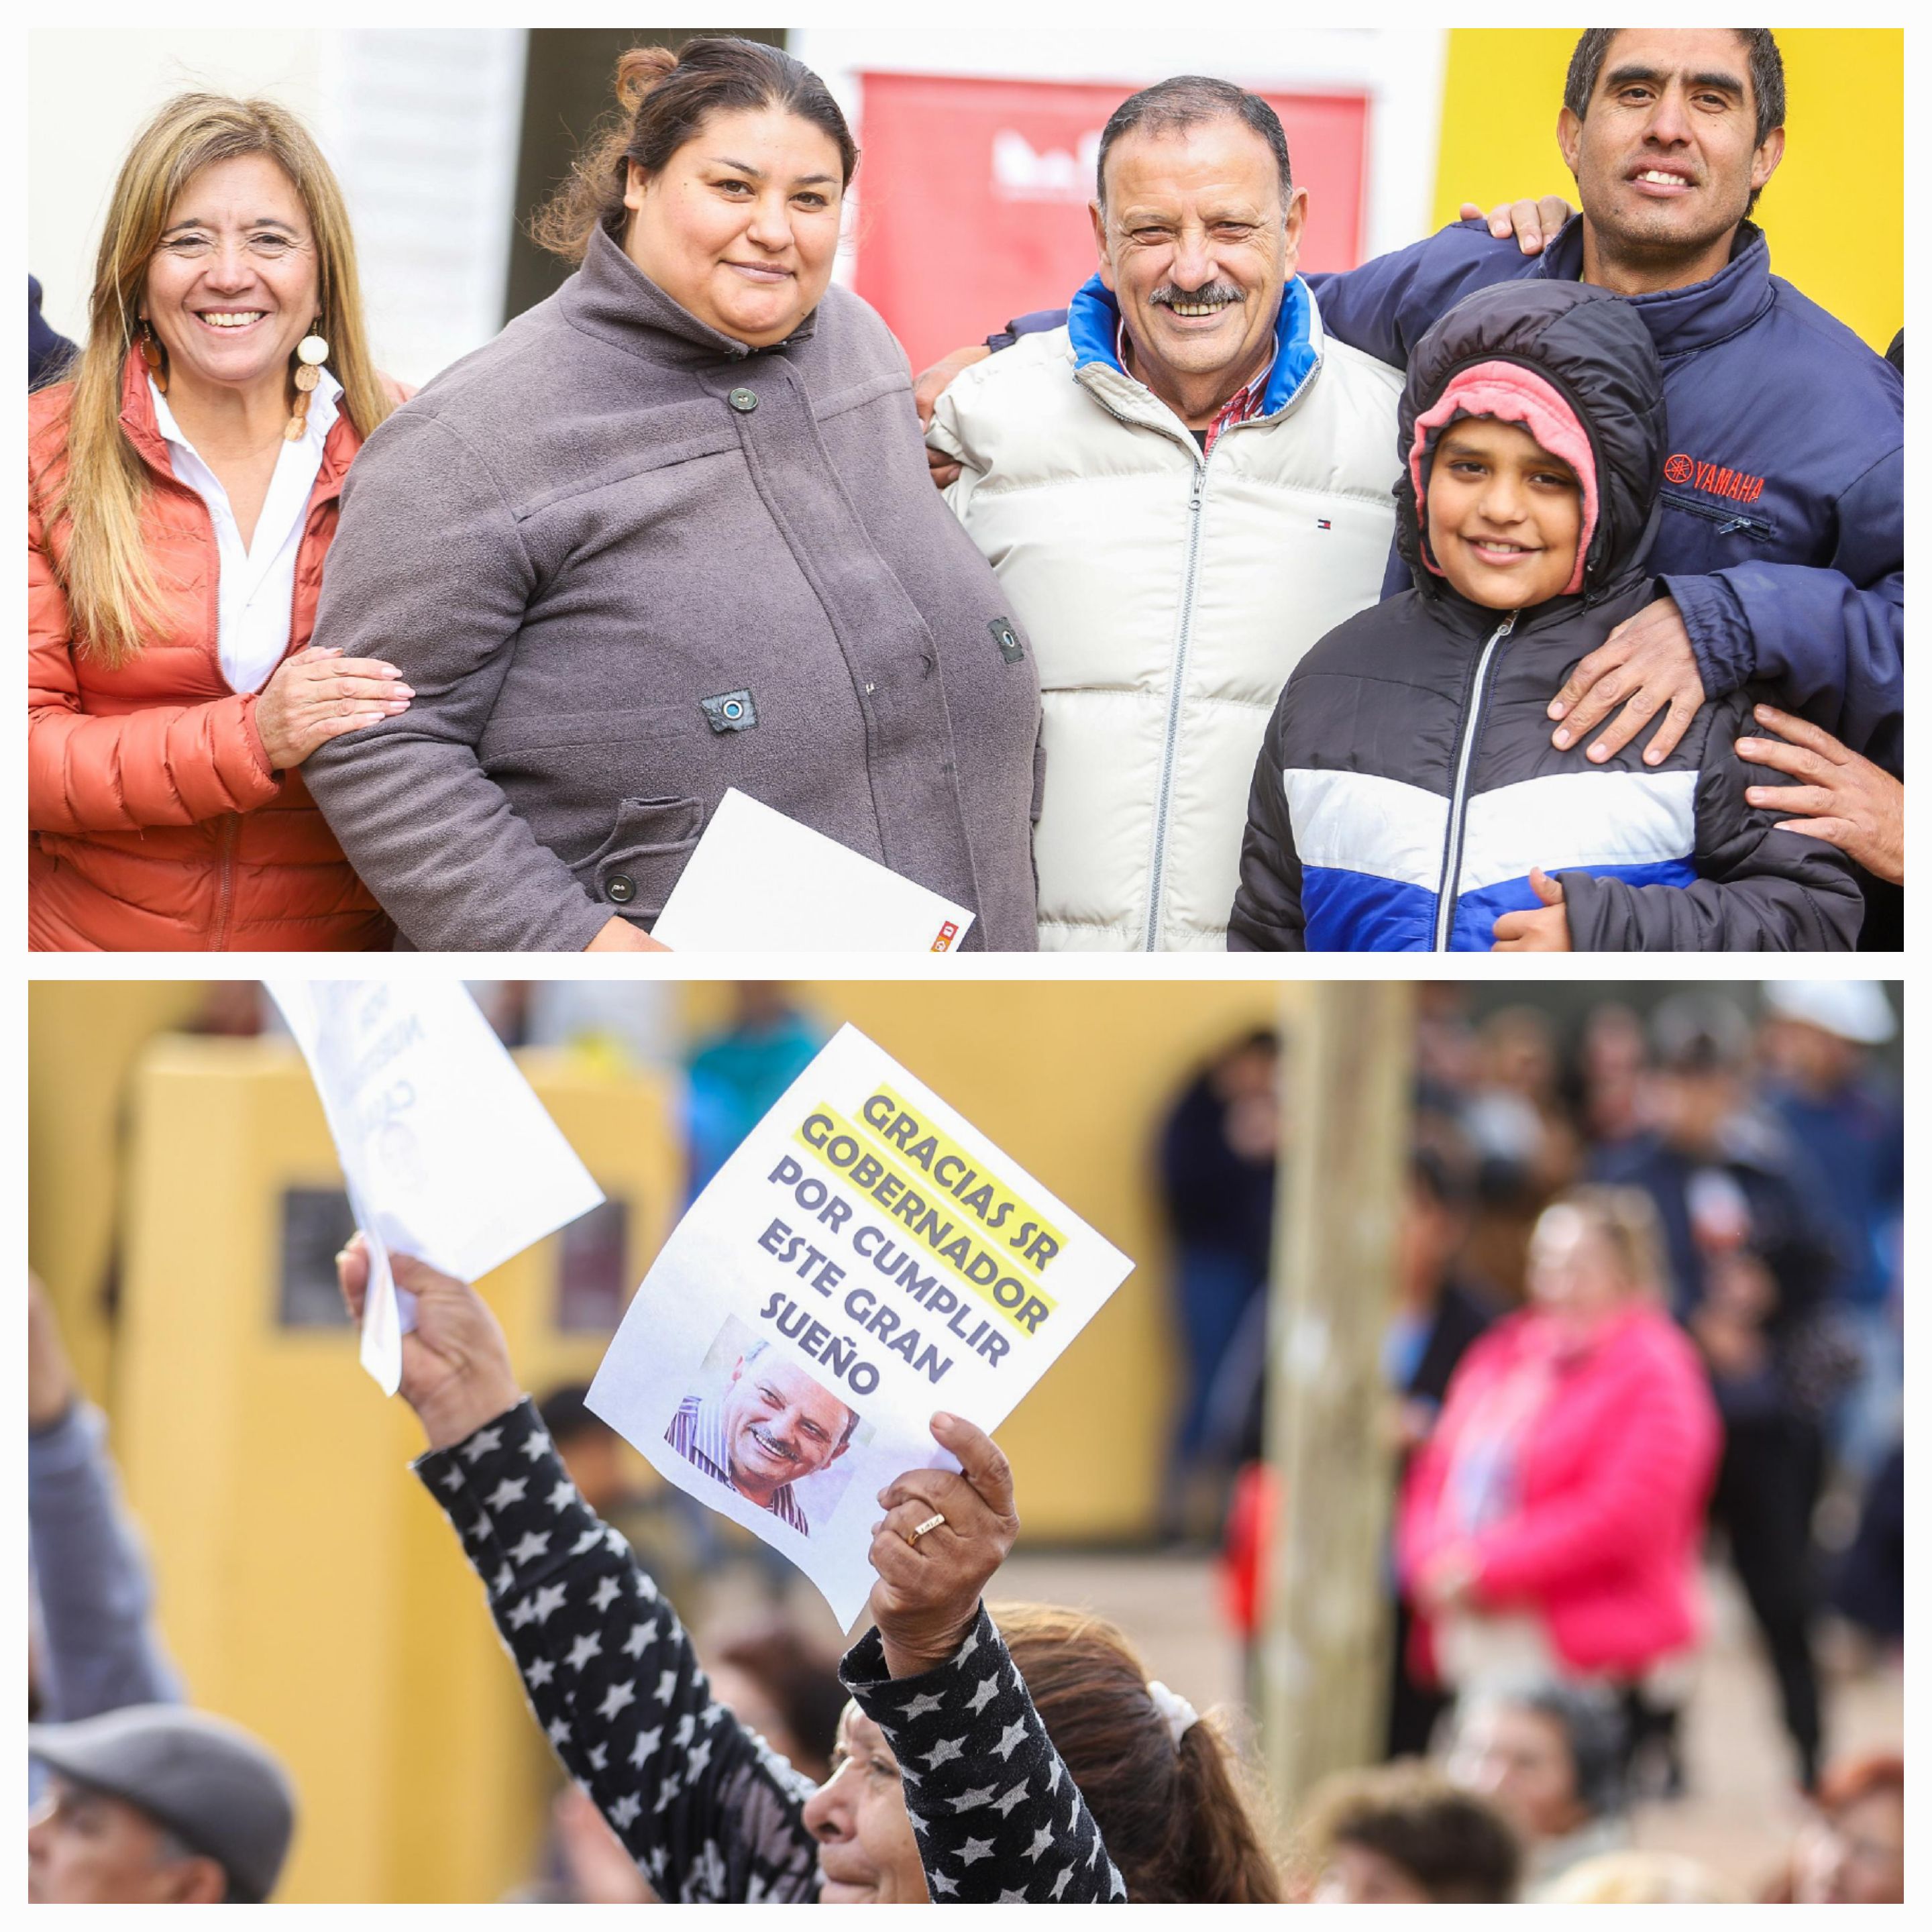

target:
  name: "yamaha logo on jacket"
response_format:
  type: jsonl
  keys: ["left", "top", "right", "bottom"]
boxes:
{"left": 1229, "top": 280, "right": 1860, "bottom": 953}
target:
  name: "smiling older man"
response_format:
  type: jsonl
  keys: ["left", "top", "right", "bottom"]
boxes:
{"left": 928, "top": 76, "right": 1402, "bottom": 951}
{"left": 665, "top": 1342, "right": 858, "bottom": 1534}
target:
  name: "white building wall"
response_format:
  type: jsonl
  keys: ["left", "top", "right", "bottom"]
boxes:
{"left": 790, "top": 27, "right": 1450, "bottom": 290}
{"left": 30, "top": 28, "right": 526, "bottom": 386}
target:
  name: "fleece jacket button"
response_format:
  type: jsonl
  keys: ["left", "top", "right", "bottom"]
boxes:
{"left": 604, "top": 873, "right": 637, "bottom": 904}
{"left": 728, "top": 387, "right": 758, "bottom": 414}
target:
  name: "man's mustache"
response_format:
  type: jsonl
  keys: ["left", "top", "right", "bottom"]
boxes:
{"left": 747, "top": 1423, "right": 801, "bottom": 1463}
{"left": 1150, "top": 281, "right": 1244, "bottom": 309}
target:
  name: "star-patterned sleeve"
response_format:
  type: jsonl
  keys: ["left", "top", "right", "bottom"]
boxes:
{"left": 413, "top": 1397, "right": 820, "bottom": 1902}
{"left": 841, "top": 1607, "right": 1128, "bottom": 1904}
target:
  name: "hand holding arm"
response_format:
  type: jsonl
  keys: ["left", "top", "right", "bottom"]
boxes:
{"left": 1558, "top": 689, "right": 1864, "bottom": 951}
{"left": 1734, "top": 703, "right": 1902, "bottom": 884}
{"left": 1548, "top": 597, "right": 1708, "bottom": 765}
{"left": 914, "top": 347, "right": 991, "bottom": 490}
{"left": 253, "top": 647, "right": 413, "bottom": 769}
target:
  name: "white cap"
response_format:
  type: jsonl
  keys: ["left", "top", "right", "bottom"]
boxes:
{"left": 1762, "top": 980, "right": 1896, "bottom": 1046}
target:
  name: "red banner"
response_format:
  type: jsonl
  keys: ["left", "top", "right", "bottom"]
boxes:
{"left": 853, "top": 71, "right": 1369, "bottom": 374}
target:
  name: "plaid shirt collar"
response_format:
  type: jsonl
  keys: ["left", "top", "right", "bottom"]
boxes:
{"left": 1115, "top": 316, "right": 1275, "bottom": 452}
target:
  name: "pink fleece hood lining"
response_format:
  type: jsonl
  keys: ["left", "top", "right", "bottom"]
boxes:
{"left": 1409, "top": 361, "right": 1598, "bottom": 598}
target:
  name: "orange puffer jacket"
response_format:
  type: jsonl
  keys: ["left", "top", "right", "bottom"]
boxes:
{"left": 29, "top": 349, "right": 390, "bottom": 951}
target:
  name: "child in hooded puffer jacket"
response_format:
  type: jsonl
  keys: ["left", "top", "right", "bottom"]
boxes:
{"left": 1227, "top": 280, "right": 1860, "bottom": 953}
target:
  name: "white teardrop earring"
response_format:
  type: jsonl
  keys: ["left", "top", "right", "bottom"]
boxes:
{"left": 286, "top": 322, "right": 329, "bottom": 441}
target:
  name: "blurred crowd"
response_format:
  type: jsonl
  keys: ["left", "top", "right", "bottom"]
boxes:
{"left": 1161, "top": 979, "right": 1902, "bottom": 1900}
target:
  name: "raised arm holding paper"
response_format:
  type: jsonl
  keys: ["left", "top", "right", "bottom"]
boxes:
{"left": 335, "top": 1237, "right": 1122, "bottom": 1903}
{"left": 332, "top": 1021, "right": 1283, "bottom": 1901}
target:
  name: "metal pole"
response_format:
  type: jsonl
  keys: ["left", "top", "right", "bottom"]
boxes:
{"left": 1258, "top": 979, "right": 1415, "bottom": 1823}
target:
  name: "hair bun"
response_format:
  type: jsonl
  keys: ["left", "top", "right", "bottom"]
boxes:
{"left": 614, "top": 44, "right": 678, "bottom": 113}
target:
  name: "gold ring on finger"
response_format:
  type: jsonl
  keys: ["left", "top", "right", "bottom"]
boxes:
{"left": 907, "top": 1512, "right": 947, "bottom": 1546}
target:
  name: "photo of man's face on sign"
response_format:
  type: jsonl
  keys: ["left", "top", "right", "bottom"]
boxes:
{"left": 664, "top": 1317, "right": 871, "bottom": 1538}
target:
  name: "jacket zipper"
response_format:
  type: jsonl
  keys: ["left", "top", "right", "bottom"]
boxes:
{"left": 1079, "top": 356, "right": 1314, "bottom": 950}
{"left": 212, "top": 815, "right": 237, "bottom": 951}
{"left": 1144, "top": 453, "right": 1208, "bottom": 950}
{"left": 1660, "top": 488, "right": 1773, "bottom": 541}
{"left": 1432, "top": 611, "right": 1517, "bottom": 951}
{"left": 1076, "top": 375, "right": 1212, "bottom": 953}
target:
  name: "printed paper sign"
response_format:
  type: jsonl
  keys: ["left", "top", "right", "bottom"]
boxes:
{"left": 268, "top": 981, "right": 605, "bottom": 1393}
{"left": 588, "top": 1024, "right": 1134, "bottom": 1625}
{"left": 651, "top": 788, "right": 974, "bottom": 953}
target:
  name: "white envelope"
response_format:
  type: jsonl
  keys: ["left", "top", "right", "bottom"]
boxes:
{"left": 650, "top": 788, "right": 974, "bottom": 954}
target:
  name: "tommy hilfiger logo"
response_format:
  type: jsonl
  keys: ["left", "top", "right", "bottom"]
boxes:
{"left": 1664, "top": 452, "right": 1766, "bottom": 502}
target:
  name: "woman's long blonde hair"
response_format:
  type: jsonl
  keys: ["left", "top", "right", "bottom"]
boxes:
{"left": 36, "top": 92, "right": 392, "bottom": 666}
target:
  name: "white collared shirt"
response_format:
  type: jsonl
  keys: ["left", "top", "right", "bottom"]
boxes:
{"left": 149, "top": 368, "right": 342, "bottom": 696}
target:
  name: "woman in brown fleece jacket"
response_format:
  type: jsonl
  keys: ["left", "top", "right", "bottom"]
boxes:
{"left": 305, "top": 39, "right": 1043, "bottom": 952}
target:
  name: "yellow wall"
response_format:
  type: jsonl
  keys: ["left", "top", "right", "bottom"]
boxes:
{"left": 28, "top": 982, "right": 209, "bottom": 1406}
{"left": 1434, "top": 29, "right": 1902, "bottom": 352}
{"left": 111, "top": 1036, "right": 682, "bottom": 1903}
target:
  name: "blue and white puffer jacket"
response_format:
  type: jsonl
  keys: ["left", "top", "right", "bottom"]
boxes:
{"left": 1228, "top": 280, "right": 1862, "bottom": 953}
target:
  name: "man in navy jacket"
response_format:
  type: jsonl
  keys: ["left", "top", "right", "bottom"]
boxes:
{"left": 1316, "top": 29, "right": 1900, "bottom": 785}
{"left": 963, "top": 31, "right": 1901, "bottom": 788}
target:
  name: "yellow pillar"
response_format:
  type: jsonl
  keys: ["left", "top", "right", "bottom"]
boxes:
{"left": 28, "top": 981, "right": 209, "bottom": 1406}
{"left": 114, "top": 1034, "right": 682, "bottom": 1903}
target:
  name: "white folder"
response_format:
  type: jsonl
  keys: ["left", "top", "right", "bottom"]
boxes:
{"left": 649, "top": 788, "right": 975, "bottom": 954}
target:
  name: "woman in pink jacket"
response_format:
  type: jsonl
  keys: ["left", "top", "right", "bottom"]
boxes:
{"left": 1399, "top": 1187, "right": 1721, "bottom": 1694}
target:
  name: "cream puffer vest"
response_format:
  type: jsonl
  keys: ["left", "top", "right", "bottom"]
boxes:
{"left": 930, "top": 276, "right": 1402, "bottom": 950}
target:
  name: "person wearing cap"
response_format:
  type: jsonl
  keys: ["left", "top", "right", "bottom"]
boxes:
{"left": 28, "top": 1703, "right": 297, "bottom": 1902}
{"left": 1757, "top": 982, "right": 1902, "bottom": 1480}
{"left": 1589, "top": 994, "right": 1844, "bottom": 1791}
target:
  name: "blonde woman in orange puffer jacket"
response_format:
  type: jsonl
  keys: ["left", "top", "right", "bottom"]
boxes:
{"left": 30, "top": 91, "right": 402, "bottom": 951}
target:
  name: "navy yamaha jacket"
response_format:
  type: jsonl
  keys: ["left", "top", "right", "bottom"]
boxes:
{"left": 1313, "top": 218, "right": 1902, "bottom": 773}
{"left": 1008, "top": 219, "right": 1901, "bottom": 771}
{"left": 1227, "top": 281, "right": 1862, "bottom": 953}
